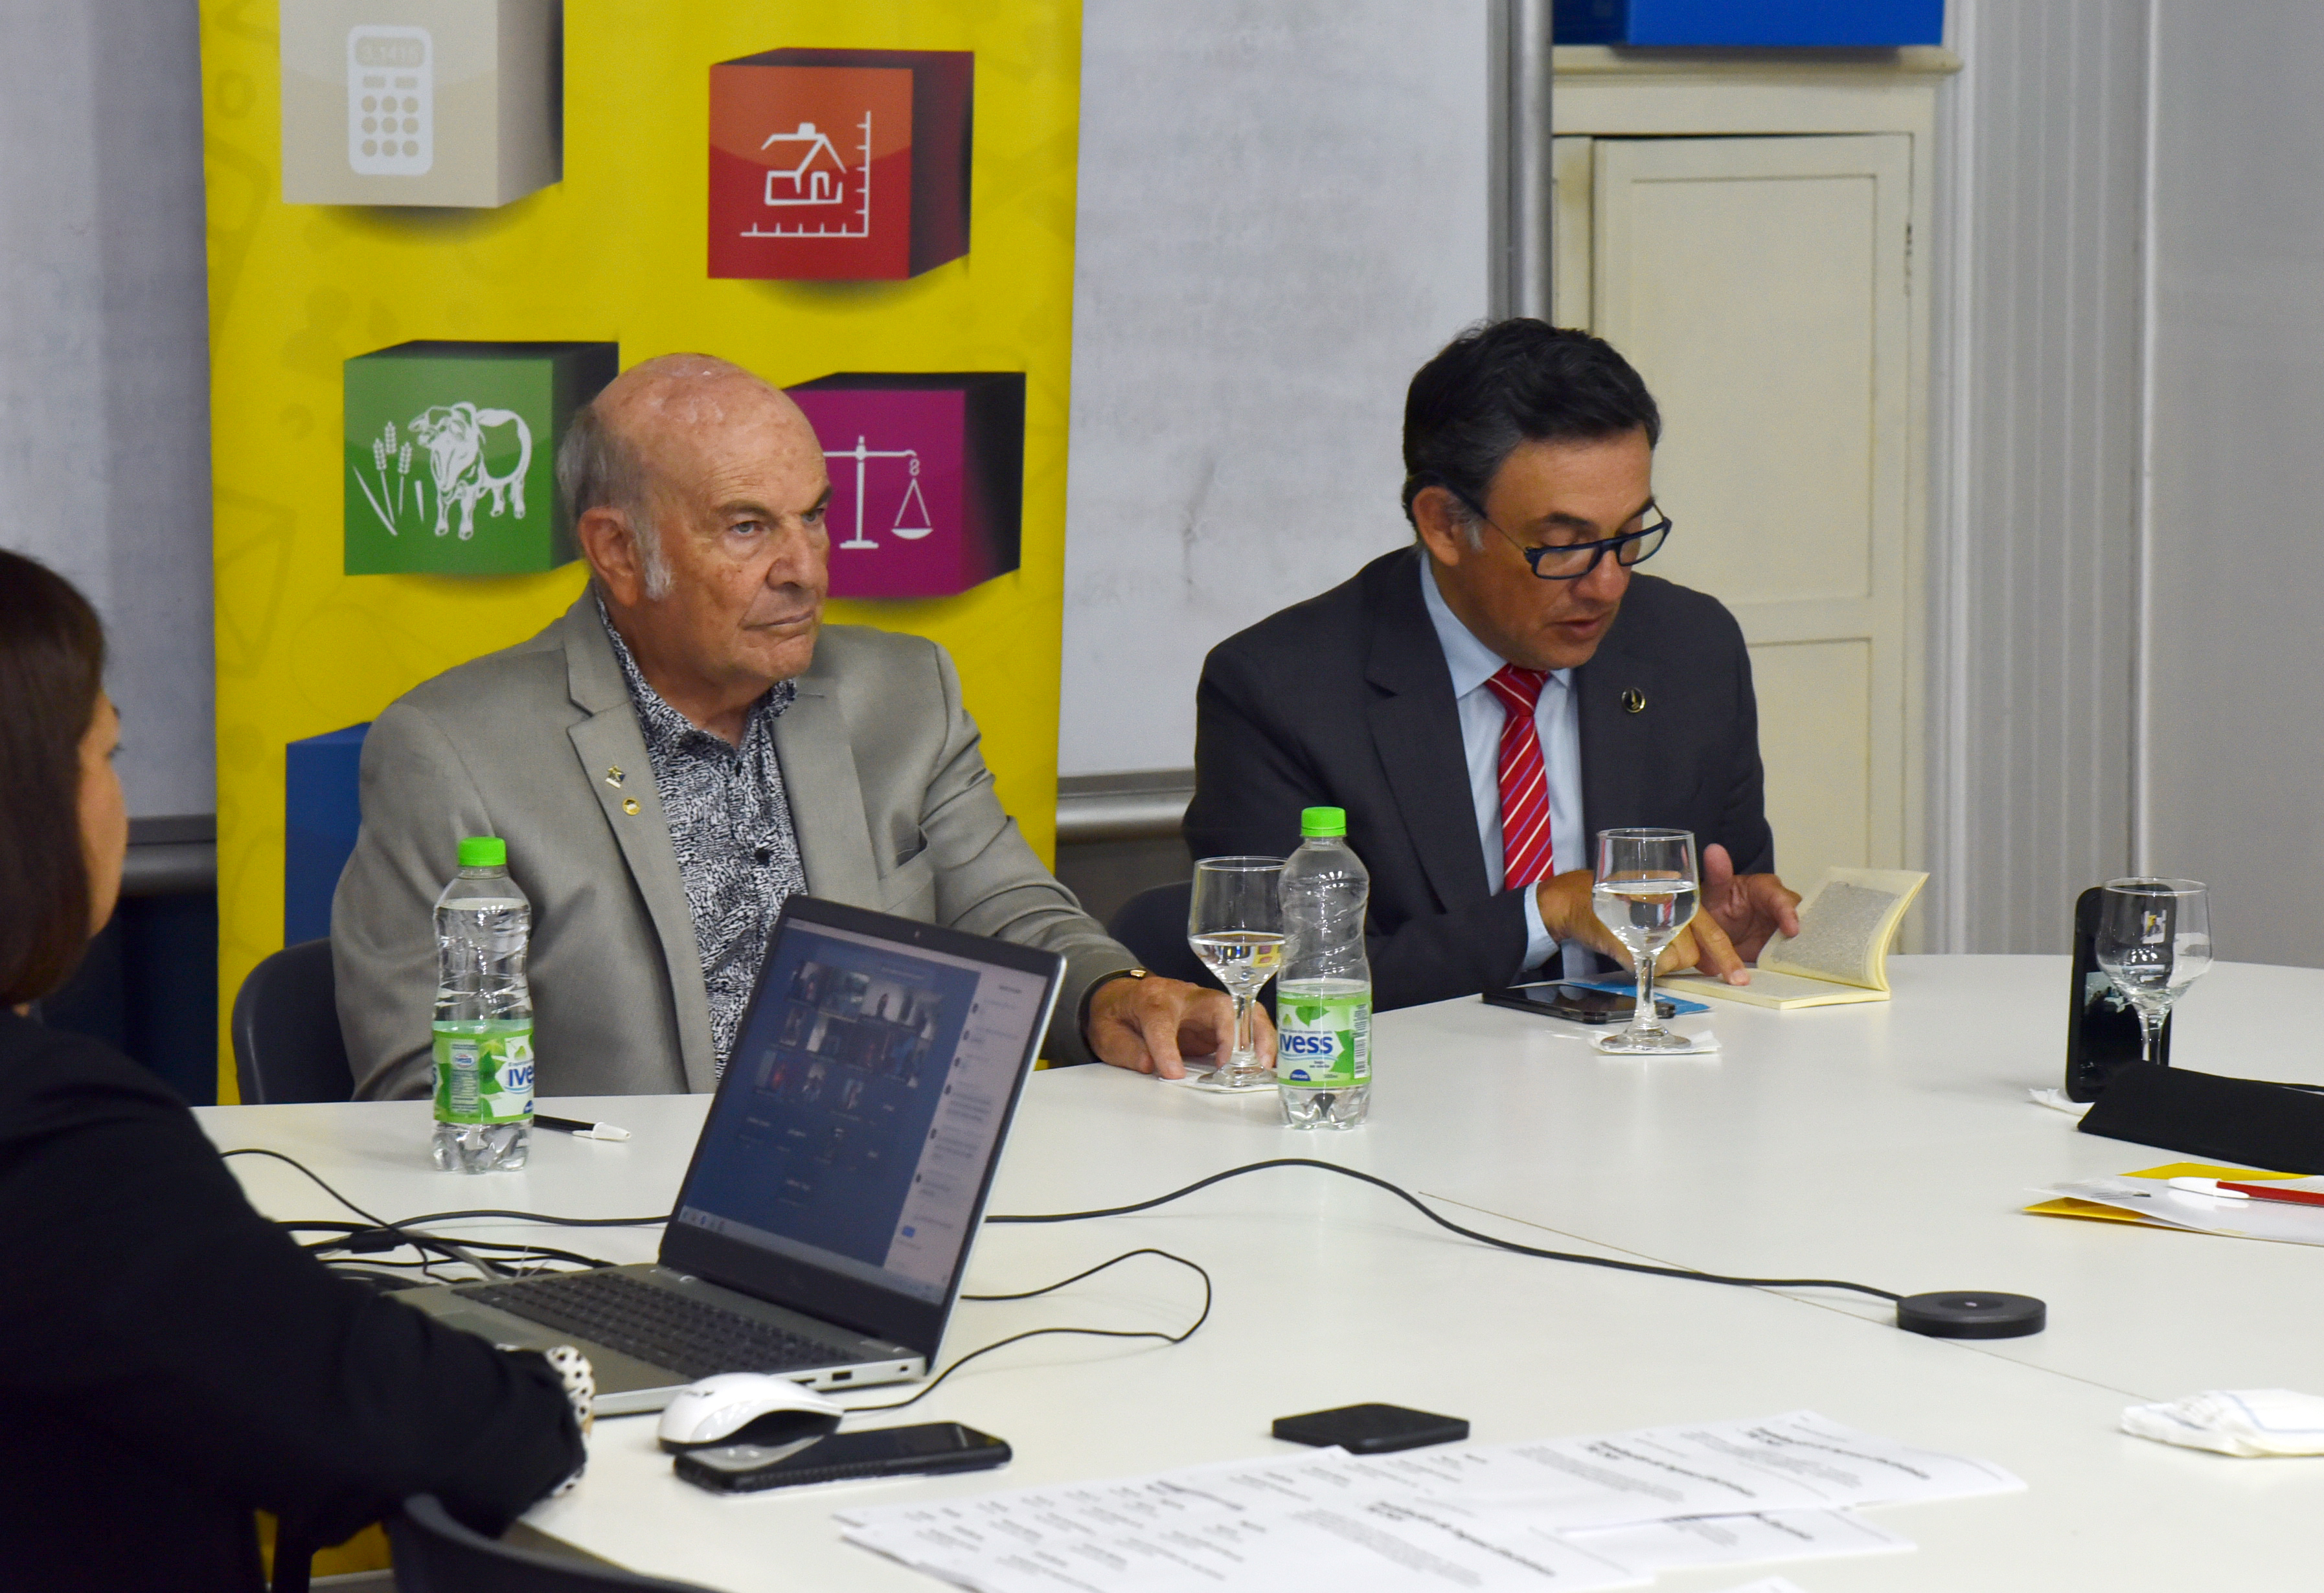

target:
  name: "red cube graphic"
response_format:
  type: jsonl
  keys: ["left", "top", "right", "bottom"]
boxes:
{"left": 787, "top": 374, "right": 1025, "bottom": 598}
{"left": 709, "top": 50, "right": 973, "bottom": 282}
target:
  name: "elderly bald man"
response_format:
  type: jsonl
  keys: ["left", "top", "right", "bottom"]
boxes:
{"left": 335, "top": 354, "right": 1243, "bottom": 1098}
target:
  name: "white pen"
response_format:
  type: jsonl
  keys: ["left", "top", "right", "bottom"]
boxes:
{"left": 2167, "top": 1177, "right": 2249, "bottom": 1199}
{"left": 534, "top": 1114, "right": 632, "bottom": 1142}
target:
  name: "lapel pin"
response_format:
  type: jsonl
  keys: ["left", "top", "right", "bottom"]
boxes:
{"left": 1621, "top": 689, "right": 1647, "bottom": 714}
{"left": 621, "top": 796, "right": 641, "bottom": 815}
{"left": 605, "top": 766, "right": 625, "bottom": 788}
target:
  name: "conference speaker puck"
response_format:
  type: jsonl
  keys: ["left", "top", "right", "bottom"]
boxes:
{"left": 1896, "top": 1291, "right": 2046, "bottom": 1339}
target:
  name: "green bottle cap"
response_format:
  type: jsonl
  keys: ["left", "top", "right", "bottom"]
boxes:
{"left": 457, "top": 835, "right": 507, "bottom": 869}
{"left": 1299, "top": 806, "right": 1348, "bottom": 838}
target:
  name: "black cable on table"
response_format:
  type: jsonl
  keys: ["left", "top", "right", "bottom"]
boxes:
{"left": 990, "top": 1157, "right": 1904, "bottom": 1305}
{"left": 284, "top": 1222, "right": 615, "bottom": 1272}
{"left": 845, "top": 1248, "right": 1211, "bottom": 1414}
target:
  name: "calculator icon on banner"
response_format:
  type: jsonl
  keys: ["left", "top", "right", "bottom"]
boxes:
{"left": 347, "top": 26, "right": 433, "bottom": 176}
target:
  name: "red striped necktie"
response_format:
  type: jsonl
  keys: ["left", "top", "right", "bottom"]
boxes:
{"left": 1485, "top": 664, "right": 1555, "bottom": 890}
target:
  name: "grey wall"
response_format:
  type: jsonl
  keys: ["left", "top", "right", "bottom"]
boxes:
{"left": 0, "top": 0, "right": 214, "bottom": 819}
{"left": 1059, "top": 0, "right": 1490, "bottom": 778}
{"left": 1924, "top": 0, "right": 2152, "bottom": 951}
{"left": 2143, "top": 7, "right": 2324, "bottom": 966}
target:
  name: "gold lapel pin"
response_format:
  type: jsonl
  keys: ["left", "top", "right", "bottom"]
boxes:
{"left": 604, "top": 766, "right": 625, "bottom": 788}
{"left": 621, "top": 796, "right": 641, "bottom": 815}
{"left": 1621, "top": 689, "right": 1647, "bottom": 714}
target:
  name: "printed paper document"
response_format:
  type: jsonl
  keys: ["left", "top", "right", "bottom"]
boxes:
{"left": 835, "top": 1410, "right": 2020, "bottom": 1593}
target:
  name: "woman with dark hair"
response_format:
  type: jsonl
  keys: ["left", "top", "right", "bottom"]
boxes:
{"left": 0, "top": 550, "right": 587, "bottom": 1591}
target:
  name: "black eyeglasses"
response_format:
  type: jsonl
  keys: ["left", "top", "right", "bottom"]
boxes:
{"left": 1449, "top": 489, "right": 1672, "bottom": 581}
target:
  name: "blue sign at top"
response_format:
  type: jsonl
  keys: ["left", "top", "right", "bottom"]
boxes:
{"left": 1555, "top": 0, "right": 1943, "bottom": 47}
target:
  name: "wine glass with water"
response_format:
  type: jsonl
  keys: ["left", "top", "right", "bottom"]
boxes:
{"left": 1187, "top": 856, "right": 1285, "bottom": 1089}
{"left": 2095, "top": 878, "right": 2212, "bottom": 1067}
{"left": 1593, "top": 828, "right": 1700, "bottom": 1055}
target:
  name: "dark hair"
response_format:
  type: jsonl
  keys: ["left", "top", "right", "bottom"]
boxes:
{"left": 1400, "top": 319, "right": 1661, "bottom": 525}
{"left": 0, "top": 550, "right": 107, "bottom": 1006}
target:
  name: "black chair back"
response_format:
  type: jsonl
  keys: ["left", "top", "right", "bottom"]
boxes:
{"left": 230, "top": 938, "right": 354, "bottom": 1103}
{"left": 1107, "top": 880, "right": 1216, "bottom": 991}
{"left": 389, "top": 1495, "right": 719, "bottom": 1592}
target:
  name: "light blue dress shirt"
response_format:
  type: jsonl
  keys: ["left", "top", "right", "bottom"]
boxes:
{"left": 1418, "top": 557, "right": 1586, "bottom": 979}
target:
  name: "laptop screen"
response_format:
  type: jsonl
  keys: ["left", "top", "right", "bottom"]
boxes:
{"left": 666, "top": 907, "right": 1056, "bottom": 1312}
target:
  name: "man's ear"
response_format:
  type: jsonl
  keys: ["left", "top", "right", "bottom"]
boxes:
{"left": 1411, "top": 484, "right": 1472, "bottom": 569}
{"left": 577, "top": 506, "right": 645, "bottom": 608}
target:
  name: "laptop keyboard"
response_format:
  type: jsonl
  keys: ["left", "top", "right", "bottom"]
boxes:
{"left": 461, "top": 1270, "right": 854, "bottom": 1381}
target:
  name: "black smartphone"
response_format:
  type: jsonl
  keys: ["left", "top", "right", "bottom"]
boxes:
{"left": 2066, "top": 885, "right": 2170, "bottom": 1102}
{"left": 1273, "top": 1403, "right": 1470, "bottom": 1455}
{"left": 674, "top": 1422, "right": 1010, "bottom": 1495}
{"left": 1481, "top": 982, "right": 1675, "bottom": 1025}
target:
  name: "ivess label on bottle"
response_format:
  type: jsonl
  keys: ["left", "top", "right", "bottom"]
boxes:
{"left": 432, "top": 1027, "right": 534, "bottom": 1125}
{"left": 1279, "top": 991, "right": 1369, "bottom": 1087}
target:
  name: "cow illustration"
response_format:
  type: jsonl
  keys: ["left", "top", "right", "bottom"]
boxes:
{"left": 406, "top": 402, "right": 532, "bottom": 539}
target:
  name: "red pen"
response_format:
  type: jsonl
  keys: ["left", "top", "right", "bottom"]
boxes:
{"left": 2218, "top": 1181, "right": 2324, "bottom": 1207}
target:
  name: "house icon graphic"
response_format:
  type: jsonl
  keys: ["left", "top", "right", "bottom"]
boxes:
{"left": 760, "top": 122, "right": 849, "bottom": 207}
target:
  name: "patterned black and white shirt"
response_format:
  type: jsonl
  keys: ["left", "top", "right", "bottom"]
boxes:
{"left": 600, "top": 602, "right": 808, "bottom": 1074}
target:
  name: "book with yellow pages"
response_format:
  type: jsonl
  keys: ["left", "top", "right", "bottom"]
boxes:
{"left": 1663, "top": 866, "right": 1928, "bottom": 1010}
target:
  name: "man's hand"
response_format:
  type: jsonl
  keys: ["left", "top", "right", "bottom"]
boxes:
{"left": 1532, "top": 856, "right": 1794, "bottom": 987}
{"left": 1085, "top": 972, "right": 1273, "bottom": 1079}
{"left": 1699, "top": 844, "right": 1802, "bottom": 964}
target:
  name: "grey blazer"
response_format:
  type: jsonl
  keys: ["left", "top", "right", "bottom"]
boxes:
{"left": 333, "top": 597, "right": 1134, "bottom": 1098}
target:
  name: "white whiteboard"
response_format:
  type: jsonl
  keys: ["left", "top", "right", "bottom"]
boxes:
{"left": 1059, "top": 0, "right": 1490, "bottom": 776}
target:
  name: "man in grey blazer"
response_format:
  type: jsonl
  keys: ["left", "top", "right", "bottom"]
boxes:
{"left": 336, "top": 354, "right": 1238, "bottom": 1098}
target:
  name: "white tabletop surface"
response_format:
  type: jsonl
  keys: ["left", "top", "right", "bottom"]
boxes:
{"left": 198, "top": 955, "right": 2324, "bottom": 1592}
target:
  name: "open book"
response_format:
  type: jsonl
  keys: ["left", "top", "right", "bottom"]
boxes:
{"left": 1663, "top": 866, "right": 1928, "bottom": 1009}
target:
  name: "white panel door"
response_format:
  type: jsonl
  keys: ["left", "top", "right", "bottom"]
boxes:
{"left": 1586, "top": 133, "right": 1915, "bottom": 892}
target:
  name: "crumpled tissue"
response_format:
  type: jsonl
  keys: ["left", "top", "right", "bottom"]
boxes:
{"left": 2027, "top": 1087, "right": 2093, "bottom": 1118}
{"left": 2121, "top": 1389, "right": 2324, "bottom": 1456}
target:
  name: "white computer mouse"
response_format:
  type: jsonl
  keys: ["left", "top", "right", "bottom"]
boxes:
{"left": 656, "top": 1373, "right": 847, "bottom": 1453}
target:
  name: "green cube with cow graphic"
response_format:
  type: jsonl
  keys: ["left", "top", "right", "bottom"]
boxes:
{"left": 343, "top": 340, "right": 617, "bottom": 574}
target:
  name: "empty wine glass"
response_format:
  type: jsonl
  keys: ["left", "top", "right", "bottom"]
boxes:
{"left": 1187, "top": 857, "right": 1285, "bottom": 1089}
{"left": 1592, "top": 828, "right": 1700, "bottom": 1055}
{"left": 2095, "top": 878, "right": 2212, "bottom": 1067}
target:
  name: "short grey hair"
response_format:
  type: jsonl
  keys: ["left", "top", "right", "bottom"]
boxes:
{"left": 556, "top": 399, "right": 671, "bottom": 600}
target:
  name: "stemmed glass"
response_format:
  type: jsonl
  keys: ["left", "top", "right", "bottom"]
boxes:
{"left": 1187, "top": 857, "right": 1285, "bottom": 1089}
{"left": 1592, "top": 828, "right": 1700, "bottom": 1055}
{"left": 2095, "top": 878, "right": 2212, "bottom": 1067}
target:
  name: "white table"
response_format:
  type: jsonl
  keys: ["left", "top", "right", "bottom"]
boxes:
{"left": 199, "top": 956, "right": 2324, "bottom": 1592}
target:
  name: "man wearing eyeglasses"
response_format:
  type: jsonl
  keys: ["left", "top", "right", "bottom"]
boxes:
{"left": 1185, "top": 319, "right": 1801, "bottom": 1011}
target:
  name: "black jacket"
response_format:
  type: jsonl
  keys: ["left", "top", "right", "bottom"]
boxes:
{"left": 0, "top": 1012, "right": 582, "bottom": 1592}
{"left": 1186, "top": 547, "right": 1773, "bottom": 1011}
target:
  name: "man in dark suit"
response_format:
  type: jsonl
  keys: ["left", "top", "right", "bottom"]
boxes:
{"left": 1186, "top": 321, "right": 1800, "bottom": 1011}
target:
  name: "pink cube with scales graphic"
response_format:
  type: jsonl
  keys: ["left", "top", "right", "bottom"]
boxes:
{"left": 786, "top": 373, "right": 1025, "bottom": 599}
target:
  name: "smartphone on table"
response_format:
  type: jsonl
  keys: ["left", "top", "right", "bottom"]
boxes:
{"left": 674, "top": 1422, "right": 1010, "bottom": 1495}
{"left": 2066, "top": 885, "right": 2170, "bottom": 1102}
{"left": 1480, "top": 981, "right": 1688, "bottom": 1025}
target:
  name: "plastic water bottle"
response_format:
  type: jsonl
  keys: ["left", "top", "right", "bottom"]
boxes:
{"left": 431, "top": 835, "right": 534, "bottom": 1172}
{"left": 1277, "top": 806, "right": 1371, "bottom": 1129}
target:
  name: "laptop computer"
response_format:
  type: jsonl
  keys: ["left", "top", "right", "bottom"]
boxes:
{"left": 402, "top": 895, "right": 1065, "bottom": 1415}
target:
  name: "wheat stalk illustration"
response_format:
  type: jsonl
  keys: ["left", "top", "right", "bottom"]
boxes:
{"left": 354, "top": 425, "right": 400, "bottom": 536}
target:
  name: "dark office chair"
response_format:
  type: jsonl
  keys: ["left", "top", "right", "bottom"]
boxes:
{"left": 230, "top": 937, "right": 354, "bottom": 1103}
{"left": 387, "top": 1495, "right": 721, "bottom": 1592}
{"left": 1106, "top": 879, "right": 1212, "bottom": 990}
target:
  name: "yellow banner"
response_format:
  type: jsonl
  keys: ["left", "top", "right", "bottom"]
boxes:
{"left": 201, "top": 1, "right": 1083, "bottom": 1100}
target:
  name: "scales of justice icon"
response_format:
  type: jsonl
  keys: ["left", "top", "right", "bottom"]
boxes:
{"left": 826, "top": 436, "right": 933, "bottom": 549}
